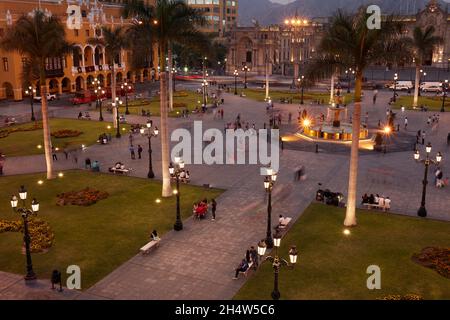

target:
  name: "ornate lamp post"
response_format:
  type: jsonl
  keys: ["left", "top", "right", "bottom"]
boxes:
{"left": 121, "top": 82, "right": 131, "bottom": 115}
{"left": 202, "top": 79, "right": 208, "bottom": 108}
{"left": 413, "top": 143, "right": 442, "bottom": 217}
{"left": 242, "top": 65, "right": 250, "bottom": 89}
{"left": 234, "top": 69, "right": 239, "bottom": 95}
{"left": 114, "top": 97, "right": 123, "bottom": 138}
{"left": 419, "top": 69, "right": 426, "bottom": 97}
{"left": 25, "top": 86, "right": 36, "bottom": 121}
{"left": 441, "top": 79, "right": 448, "bottom": 113}
{"left": 257, "top": 233, "right": 298, "bottom": 300}
{"left": 10, "top": 185, "right": 39, "bottom": 281}
{"left": 93, "top": 78, "right": 104, "bottom": 121}
{"left": 383, "top": 125, "right": 391, "bottom": 154}
{"left": 298, "top": 75, "right": 305, "bottom": 105}
{"left": 263, "top": 168, "right": 277, "bottom": 249}
{"left": 169, "top": 156, "right": 185, "bottom": 231}
{"left": 393, "top": 73, "right": 398, "bottom": 103}
{"left": 140, "top": 120, "right": 159, "bottom": 179}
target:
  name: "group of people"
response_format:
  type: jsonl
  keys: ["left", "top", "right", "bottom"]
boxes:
{"left": 426, "top": 114, "right": 440, "bottom": 126}
{"left": 434, "top": 167, "right": 449, "bottom": 188}
{"left": 212, "top": 108, "right": 225, "bottom": 120}
{"left": 85, "top": 158, "right": 100, "bottom": 172}
{"left": 193, "top": 198, "right": 209, "bottom": 219}
{"left": 98, "top": 133, "right": 111, "bottom": 145}
{"left": 361, "top": 193, "right": 391, "bottom": 210}
{"left": 170, "top": 167, "right": 191, "bottom": 183}
{"left": 233, "top": 246, "right": 258, "bottom": 279}
{"left": 77, "top": 111, "right": 91, "bottom": 120}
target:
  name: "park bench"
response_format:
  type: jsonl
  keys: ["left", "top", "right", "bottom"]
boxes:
{"left": 109, "top": 167, "right": 132, "bottom": 175}
{"left": 140, "top": 239, "right": 160, "bottom": 255}
{"left": 363, "top": 203, "right": 390, "bottom": 211}
{"left": 277, "top": 217, "right": 292, "bottom": 230}
{"left": 238, "top": 261, "right": 254, "bottom": 277}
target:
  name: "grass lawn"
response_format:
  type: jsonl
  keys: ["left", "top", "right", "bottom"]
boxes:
{"left": 123, "top": 90, "right": 204, "bottom": 117}
{"left": 0, "top": 170, "right": 223, "bottom": 289}
{"left": 392, "top": 95, "right": 450, "bottom": 111}
{"left": 235, "top": 203, "right": 450, "bottom": 300}
{"left": 0, "top": 118, "right": 129, "bottom": 157}
{"left": 238, "top": 89, "right": 353, "bottom": 105}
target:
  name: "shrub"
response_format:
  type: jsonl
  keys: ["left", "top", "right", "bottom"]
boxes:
{"left": 51, "top": 129, "right": 83, "bottom": 138}
{"left": 56, "top": 187, "right": 109, "bottom": 206}
{"left": 412, "top": 247, "right": 450, "bottom": 279}
{"left": 173, "top": 102, "right": 188, "bottom": 109}
{"left": 0, "top": 123, "right": 43, "bottom": 139}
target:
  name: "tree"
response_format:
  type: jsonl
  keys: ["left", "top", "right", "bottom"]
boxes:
{"left": 306, "top": 9, "right": 404, "bottom": 226}
{"left": 123, "top": 0, "right": 206, "bottom": 197}
{"left": 88, "top": 26, "right": 129, "bottom": 131}
{"left": 1, "top": 10, "right": 72, "bottom": 180}
{"left": 406, "top": 26, "right": 442, "bottom": 108}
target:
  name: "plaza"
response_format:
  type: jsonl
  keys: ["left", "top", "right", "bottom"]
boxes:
{"left": 0, "top": 0, "right": 449, "bottom": 304}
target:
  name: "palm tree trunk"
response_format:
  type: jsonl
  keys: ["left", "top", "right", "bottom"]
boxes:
{"left": 168, "top": 44, "right": 174, "bottom": 112}
{"left": 413, "top": 64, "right": 420, "bottom": 108}
{"left": 112, "top": 63, "right": 117, "bottom": 128}
{"left": 265, "top": 48, "right": 270, "bottom": 100}
{"left": 39, "top": 67, "right": 54, "bottom": 180}
{"left": 160, "top": 42, "right": 172, "bottom": 197}
{"left": 344, "top": 72, "right": 363, "bottom": 227}
{"left": 329, "top": 72, "right": 335, "bottom": 104}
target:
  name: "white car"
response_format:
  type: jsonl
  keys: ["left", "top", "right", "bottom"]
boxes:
{"left": 421, "top": 85, "right": 442, "bottom": 93}
{"left": 34, "top": 93, "right": 57, "bottom": 102}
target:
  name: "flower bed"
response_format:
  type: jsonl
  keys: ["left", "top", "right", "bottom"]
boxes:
{"left": 412, "top": 247, "right": 450, "bottom": 279}
{"left": 56, "top": 187, "right": 109, "bottom": 206}
{"left": 0, "top": 218, "right": 54, "bottom": 253}
{"left": 173, "top": 102, "right": 188, "bottom": 108}
{"left": 51, "top": 129, "right": 83, "bottom": 138}
{"left": 0, "top": 123, "right": 43, "bottom": 139}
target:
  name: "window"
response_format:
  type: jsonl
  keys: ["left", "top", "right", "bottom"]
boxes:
{"left": 85, "top": 29, "right": 90, "bottom": 37}
{"left": 3, "top": 57, "right": 8, "bottom": 72}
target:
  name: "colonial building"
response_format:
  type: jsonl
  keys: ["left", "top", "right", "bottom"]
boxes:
{"left": 226, "top": 0, "right": 450, "bottom": 77}
{"left": 0, "top": 0, "right": 158, "bottom": 101}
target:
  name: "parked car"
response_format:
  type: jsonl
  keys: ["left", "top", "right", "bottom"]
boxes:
{"left": 388, "top": 81, "right": 413, "bottom": 91}
{"left": 70, "top": 91, "right": 96, "bottom": 105}
{"left": 34, "top": 93, "right": 57, "bottom": 102}
{"left": 422, "top": 85, "right": 443, "bottom": 93}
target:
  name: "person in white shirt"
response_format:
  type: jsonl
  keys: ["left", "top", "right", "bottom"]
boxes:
{"left": 378, "top": 196, "right": 385, "bottom": 208}
{"left": 374, "top": 194, "right": 380, "bottom": 204}
{"left": 384, "top": 197, "right": 391, "bottom": 211}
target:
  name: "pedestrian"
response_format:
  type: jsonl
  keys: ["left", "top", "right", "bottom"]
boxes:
{"left": 404, "top": 117, "right": 408, "bottom": 129}
{"left": 130, "top": 146, "right": 136, "bottom": 159}
{"left": 52, "top": 146, "right": 58, "bottom": 161}
{"left": 280, "top": 136, "right": 284, "bottom": 151}
{"left": 288, "top": 112, "right": 292, "bottom": 124}
{"left": 249, "top": 246, "right": 258, "bottom": 269}
{"left": 85, "top": 157, "right": 91, "bottom": 169}
{"left": 51, "top": 269, "right": 63, "bottom": 292}
{"left": 129, "top": 133, "right": 134, "bottom": 147}
{"left": 245, "top": 250, "right": 251, "bottom": 263}
{"left": 211, "top": 198, "right": 217, "bottom": 221}
{"left": 365, "top": 112, "right": 369, "bottom": 125}
{"left": 427, "top": 116, "right": 431, "bottom": 125}
{"left": 422, "top": 131, "right": 426, "bottom": 145}
{"left": 138, "top": 145, "right": 143, "bottom": 159}
{"left": 63, "top": 148, "right": 69, "bottom": 160}
{"left": 373, "top": 93, "right": 377, "bottom": 105}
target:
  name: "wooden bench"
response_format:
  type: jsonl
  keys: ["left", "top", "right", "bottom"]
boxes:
{"left": 277, "top": 217, "right": 292, "bottom": 230}
{"left": 239, "top": 261, "right": 253, "bottom": 277}
{"left": 363, "top": 203, "right": 390, "bottom": 211}
{"left": 140, "top": 239, "right": 160, "bottom": 255}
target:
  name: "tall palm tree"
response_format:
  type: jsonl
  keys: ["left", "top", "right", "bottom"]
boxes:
{"left": 123, "top": 0, "right": 206, "bottom": 197}
{"left": 1, "top": 10, "right": 72, "bottom": 180}
{"left": 306, "top": 9, "right": 404, "bottom": 226}
{"left": 89, "top": 26, "right": 129, "bottom": 131}
{"left": 407, "top": 26, "right": 442, "bottom": 108}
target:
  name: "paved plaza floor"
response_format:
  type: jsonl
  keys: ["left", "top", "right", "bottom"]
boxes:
{"left": 1, "top": 87, "right": 449, "bottom": 299}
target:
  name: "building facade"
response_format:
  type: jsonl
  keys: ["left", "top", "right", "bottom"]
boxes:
{"left": 0, "top": 0, "right": 158, "bottom": 101}
{"left": 226, "top": 0, "right": 450, "bottom": 77}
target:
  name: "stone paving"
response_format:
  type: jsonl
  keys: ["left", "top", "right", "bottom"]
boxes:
{"left": 1, "top": 87, "right": 450, "bottom": 299}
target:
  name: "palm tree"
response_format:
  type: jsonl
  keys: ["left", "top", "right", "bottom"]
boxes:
{"left": 306, "top": 9, "right": 404, "bottom": 226}
{"left": 88, "top": 26, "right": 129, "bottom": 133}
{"left": 1, "top": 10, "right": 72, "bottom": 180}
{"left": 407, "top": 26, "right": 442, "bottom": 109}
{"left": 123, "top": 0, "right": 206, "bottom": 197}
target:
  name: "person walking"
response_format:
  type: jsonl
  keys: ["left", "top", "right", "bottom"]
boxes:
{"left": 421, "top": 130, "right": 426, "bottom": 145}
{"left": 404, "top": 117, "right": 408, "bottom": 130}
{"left": 129, "top": 133, "right": 134, "bottom": 147}
{"left": 130, "top": 145, "right": 136, "bottom": 160}
{"left": 52, "top": 146, "right": 58, "bottom": 161}
{"left": 211, "top": 199, "right": 217, "bottom": 221}
{"left": 137, "top": 145, "right": 143, "bottom": 159}
{"left": 51, "top": 269, "right": 63, "bottom": 292}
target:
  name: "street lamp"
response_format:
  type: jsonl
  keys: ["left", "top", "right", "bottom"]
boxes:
{"left": 383, "top": 125, "right": 391, "bottom": 154}
{"left": 25, "top": 86, "right": 36, "bottom": 121}
{"left": 10, "top": 185, "right": 39, "bottom": 281}
{"left": 242, "top": 65, "right": 250, "bottom": 89}
{"left": 419, "top": 69, "right": 426, "bottom": 97}
{"left": 257, "top": 234, "right": 298, "bottom": 300}
{"left": 169, "top": 156, "right": 185, "bottom": 231}
{"left": 345, "top": 68, "right": 353, "bottom": 94}
{"left": 93, "top": 78, "right": 104, "bottom": 121}
{"left": 140, "top": 120, "right": 159, "bottom": 179}
{"left": 114, "top": 97, "right": 123, "bottom": 138}
{"left": 441, "top": 79, "right": 448, "bottom": 112}
{"left": 393, "top": 73, "right": 398, "bottom": 103}
{"left": 234, "top": 69, "right": 239, "bottom": 95}
{"left": 201, "top": 79, "right": 208, "bottom": 108}
{"left": 413, "top": 143, "right": 442, "bottom": 217}
{"left": 298, "top": 75, "right": 305, "bottom": 105}
{"left": 263, "top": 168, "right": 277, "bottom": 249}
{"left": 121, "top": 82, "right": 131, "bottom": 115}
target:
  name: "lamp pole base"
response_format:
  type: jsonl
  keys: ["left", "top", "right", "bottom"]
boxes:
{"left": 271, "top": 290, "right": 280, "bottom": 300}
{"left": 418, "top": 206, "right": 427, "bottom": 217}
{"left": 174, "top": 220, "right": 183, "bottom": 231}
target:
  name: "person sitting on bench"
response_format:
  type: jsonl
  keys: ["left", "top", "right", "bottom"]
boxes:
{"left": 151, "top": 229, "right": 160, "bottom": 241}
{"left": 233, "top": 259, "right": 249, "bottom": 279}
{"left": 277, "top": 215, "right": 292, "bottom": 228}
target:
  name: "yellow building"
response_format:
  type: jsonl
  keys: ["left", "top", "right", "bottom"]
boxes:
{"left": 0, "top": 0, "right": 157, "bottom": 101}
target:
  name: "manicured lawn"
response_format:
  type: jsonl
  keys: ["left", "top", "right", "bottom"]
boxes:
{"left": 0, "top": 118, "right": 129, "bottom": 157}
{"left": 123, "top": 90, "right": 204, "bottom": 117}
{"left": 0, "top": 171, "right": 223, "bottom": 289}
{"left": 392, "top": 95, "right": 450, "bottom": 111}
{"left": 235, "top": 203, "right": 450, "bottom": 300}
{"left": 238, "top": 89, "right": 353, "bottom": 105}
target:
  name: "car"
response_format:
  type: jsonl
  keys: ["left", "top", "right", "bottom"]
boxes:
{"left": 34, "top": 93, "right": 57, "bottom": 102}
{"left": 388, "top": 81, "right": 413, "bottom": 91}
{"left": 422, "top": 85, "right": 442, "bottom": 93}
